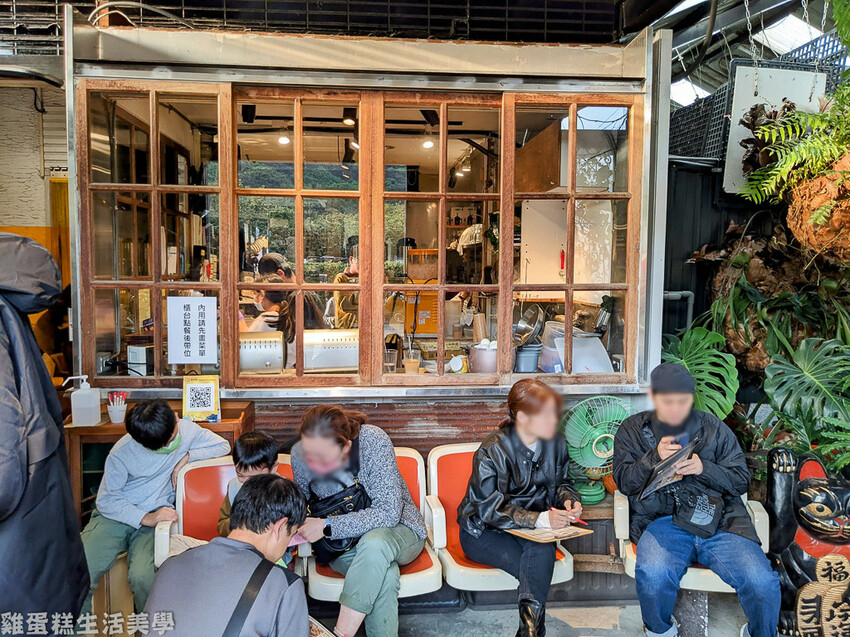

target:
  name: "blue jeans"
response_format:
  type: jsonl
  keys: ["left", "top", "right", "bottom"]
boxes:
{"left": 635, "top": 516, "right": 780, "bottom": 637}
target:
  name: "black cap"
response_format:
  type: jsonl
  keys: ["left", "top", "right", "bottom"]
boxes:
{"left": 650, "top": 362, "right": 695, "bottom": 394}
{"left": 258, "top": 252, "right": 290, "bottom": 276}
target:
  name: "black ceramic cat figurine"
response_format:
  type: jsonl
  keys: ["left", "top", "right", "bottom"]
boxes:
{"left": 767, "top": 448, "right": 850, "bottom": 635}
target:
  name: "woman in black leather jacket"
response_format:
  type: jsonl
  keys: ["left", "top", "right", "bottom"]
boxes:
{"left": 458, "top": 379, "right": 581, "bottom": 637}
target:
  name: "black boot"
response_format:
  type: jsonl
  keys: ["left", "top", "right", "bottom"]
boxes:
{"left": 515, "top": 598, "right": 544, "bottom": 637}
{"left": 536, "top": 604, "right": 547, "bottom": 637}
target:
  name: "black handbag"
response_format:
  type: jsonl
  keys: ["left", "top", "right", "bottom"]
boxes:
{"left": 307, "top": 436, "right": 372, "bottom": 565}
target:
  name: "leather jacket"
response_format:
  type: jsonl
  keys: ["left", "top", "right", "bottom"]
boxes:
{"left": 458, "top": 423, "right": 580, "bottom": 537}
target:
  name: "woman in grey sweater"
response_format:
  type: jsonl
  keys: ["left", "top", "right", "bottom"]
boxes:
{"left": 291, "top": 405, "right": 426, "bottom": 637}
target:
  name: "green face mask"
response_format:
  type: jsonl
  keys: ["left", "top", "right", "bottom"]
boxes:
{"left": 153, "top": 432, "right": 182, "bottom": 454}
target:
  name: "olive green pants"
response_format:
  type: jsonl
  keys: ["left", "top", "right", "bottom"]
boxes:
{"left": 330, "top": 524, "right": 424, "bottom": 637}
{"left": 79, "top": 510, "right": 156, "bottom": 614}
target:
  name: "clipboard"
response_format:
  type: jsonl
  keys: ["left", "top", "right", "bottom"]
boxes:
{"left": 640, "top": 436, "right": 700, "bottom": 500}
{"left": 506, "top": 526, "right": 594, "bottom": 543}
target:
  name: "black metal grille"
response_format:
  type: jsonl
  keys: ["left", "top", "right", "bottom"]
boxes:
{"left": 670, "top": 31, "right": 850, "bottom": 159}
{"left": 1, "top": 0, "right": 619, "bottom": 56}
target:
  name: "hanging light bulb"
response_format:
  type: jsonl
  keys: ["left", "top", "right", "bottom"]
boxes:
{"left": 454, "top": 167, "right": 464, "bottom": 178}
{"left": 278, "top": 123, "right": 291, "bottom": 145}
{"left": 342, "top": 107, "right": 357, "bottom": 126}
{"left": 422, "top": 125, "right": 435, "bottom": 149}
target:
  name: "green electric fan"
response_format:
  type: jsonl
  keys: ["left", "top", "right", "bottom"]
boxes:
{"left": 560, "top": 396, "right": 637, "bottom": 504}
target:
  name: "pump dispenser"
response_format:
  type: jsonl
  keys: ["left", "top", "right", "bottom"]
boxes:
{"left": 63, "top": 375, "right": 101, "bottom": 426}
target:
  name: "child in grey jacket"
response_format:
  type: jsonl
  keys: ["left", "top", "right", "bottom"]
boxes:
{"left": 80, "top": 399, "right": 230, "bottom": 613}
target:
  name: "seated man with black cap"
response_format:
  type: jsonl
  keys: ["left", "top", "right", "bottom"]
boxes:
{"left": 613, "top": 362, "right": 780, "bottom": 637}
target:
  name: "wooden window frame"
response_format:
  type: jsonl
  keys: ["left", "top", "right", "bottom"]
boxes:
{"left": 76, "top": 80, "right": 644, "bottom": 389}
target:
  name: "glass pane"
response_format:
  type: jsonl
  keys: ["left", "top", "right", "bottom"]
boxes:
{"left": 303, "top": 102, "right": 359, "bottom": 191}
{"left": 385, "top": 105, "right": 441, "bottom": 192}
{"left": 238, "top": 196, "right": 296, "bottom": 279}
{"left": 237, "top": 99, "right": 295, "bottom": 189}
{"left": 89, "top": 92, "right": 150, "bottom": 184}
{"left": 512, "top": 292, "right": 566, "bottom": 374}
{"left": 577, "top": 106, "right": 629, "bottom": 193}
{"left": 381, "top": 288, "right": 437, "bottom": 375}
{"left": 304, "top": 289, "right": 359, "bottom": 374}
{"left": 572, "top": 289, "right": 626, "bottom": 373}
{"left": 238, "top": 283, "right": 296, "bottom": 376}
{"left": 445, "top": 289, "right": 499, "bottom": 374}
{"left": 162, "top": 289, "right": 221, "bottom": 376}
{"left": 515, "top": 106, "right": 569, "bottom": 193}
{"left": 384, "top": 199, "right": 439, "bottom": 283}
{"left": 92, "top": 192, "right": 151, "bottom": 280}
{"left": 304, "top": 198, "right": 360, "bottom": 284}
{"left": 94, "top": 288, "right": 153, "bottom": 377}
{"left": 574, "top": 200, "right": 627, "bottom": 285}
{"left": 446, "top": 200, "right": 499, "bottom": 285}
{"left": 158, "top": 95, "right": 219, "bottom": 186}
{"left": 161, "top": 193, "right": 220, "bottom": 282}
{"left": 447, "top": 106, "right": 500, "bottom": 193}
{"left": 514, "top": 199, "right": 567, "bottom": 286}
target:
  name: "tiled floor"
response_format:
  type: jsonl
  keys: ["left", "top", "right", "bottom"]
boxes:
{"left": 320, "top": 593, "right": 748, "bottom": 636}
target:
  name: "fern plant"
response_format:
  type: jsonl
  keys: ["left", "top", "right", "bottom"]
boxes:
{"left": 740, "top": 82, "right": 850, "bottom": 205}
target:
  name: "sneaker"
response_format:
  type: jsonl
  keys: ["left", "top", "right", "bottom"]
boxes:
{"left": 644, "top": 618, "right": 679, "bottom": 637}
{"left": 740, "top": 624, "right": 749, "bottom": 637}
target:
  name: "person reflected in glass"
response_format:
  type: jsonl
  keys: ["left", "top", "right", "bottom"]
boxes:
{"left": 333, "top": 245, "right": 359, "bottom": 329}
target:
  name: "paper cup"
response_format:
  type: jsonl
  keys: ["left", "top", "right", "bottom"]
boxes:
{"left": 107, "top": 404, "right": 127, "bottom": 424}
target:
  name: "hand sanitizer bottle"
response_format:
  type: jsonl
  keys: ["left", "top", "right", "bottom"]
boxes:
{"left": 63, "top": 375, "right": 101, "bottom": 427}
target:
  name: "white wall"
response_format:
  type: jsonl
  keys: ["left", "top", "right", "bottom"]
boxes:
{"left": 0, "top": 87, "right": 66, "bottom": 229}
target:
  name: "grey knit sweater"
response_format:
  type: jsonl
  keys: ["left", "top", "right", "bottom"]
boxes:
{"left": 291, "top": 424, "right": 426, "bottom": 541}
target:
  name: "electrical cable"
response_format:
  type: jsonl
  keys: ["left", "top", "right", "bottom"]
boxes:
{"left": 87, "top": 2, "right": 194, "bottom": 29}
{"left": 678, "top": 0, "right": 720, "bottom": 79}
{"left": 32, "top": 89, "right": 45, "bottom": 114}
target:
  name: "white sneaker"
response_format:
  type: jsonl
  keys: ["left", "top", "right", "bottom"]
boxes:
{"left": 644, "top": 618, "right": 679, "bottom": 637}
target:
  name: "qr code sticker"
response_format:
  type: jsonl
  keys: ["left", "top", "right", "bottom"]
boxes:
{"left": 187, "top": 384, "right": 215, "bottom": 411}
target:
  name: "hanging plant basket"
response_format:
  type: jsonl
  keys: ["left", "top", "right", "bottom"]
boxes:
{"left": 787, "top": 152, "right": 850, "bottom": 261}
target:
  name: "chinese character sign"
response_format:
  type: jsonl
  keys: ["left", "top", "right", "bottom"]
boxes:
{"left": 166, "top": 296, "right": 218, "bottom": 365}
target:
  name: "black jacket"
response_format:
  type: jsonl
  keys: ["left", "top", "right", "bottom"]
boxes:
{"left": 612, "top": 409, "right": 758, "bottom": 545}
{"left": 0, "top": 234, "right": 89, "bottom": 616}
{"left": 458, "top": 423, "right": 580, "bottom": 537}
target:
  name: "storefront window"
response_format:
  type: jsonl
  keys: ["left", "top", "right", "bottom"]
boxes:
{"left": 158, "top": 95, "right": 219, "bottom": 187}
{"left": 92, "top": 192, "right": 151, "bottom": 280}
{"left": 80, "top": 84, "right": 640, "bottom": 386}
{"left": 89, "top": 92, "right": 150, "bottom": 185}
{"left": 161, "top": 193, "right": 219, "bottom": 283}
{"left": 303, "top": 102, "right": 360, "bottom": 191}
{"left": 237, "top": 100, "right": 295, "bottom": 190}
{"left": 94, "top": 288, "right": 153, "bottom": 377}
{"left": 576, "top": 106, "right": 629, "bottom": 193}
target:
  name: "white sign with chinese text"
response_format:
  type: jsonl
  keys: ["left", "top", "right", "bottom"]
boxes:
{"left": 166, "top": 296, "right": 218, "bottom": 365}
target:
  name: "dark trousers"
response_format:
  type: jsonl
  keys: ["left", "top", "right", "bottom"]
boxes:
{"left": 459, "top": 527, "right": 556, "bottom": 603}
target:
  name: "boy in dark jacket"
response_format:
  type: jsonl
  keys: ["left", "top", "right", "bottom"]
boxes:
{"left": 613, "top": 363, "right": 779, "bottom": 637}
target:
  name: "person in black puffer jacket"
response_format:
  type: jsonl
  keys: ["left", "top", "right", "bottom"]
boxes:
{"left": 0, "top": 234, "right": 89, "bottom": 620}
{"left": 613, "top": 362, "right": 779, "bottom": 637}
